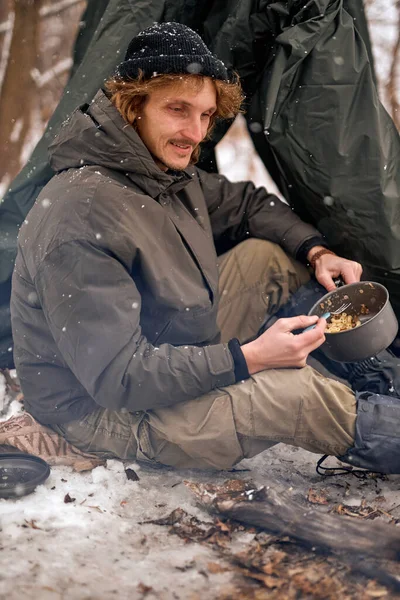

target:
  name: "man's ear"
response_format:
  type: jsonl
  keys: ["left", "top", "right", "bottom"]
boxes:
{"left": 131, "top": 95, "right": 148, "bottom": 130}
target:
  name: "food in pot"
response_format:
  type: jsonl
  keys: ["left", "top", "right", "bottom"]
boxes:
{"left": 326, "top": 312, "right": 361, "bottom": 333}
{"left": 325, "top": 303, "right": 370, "bottom": 333}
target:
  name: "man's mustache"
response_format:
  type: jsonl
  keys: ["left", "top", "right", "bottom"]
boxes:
{"left": 170, "top": 139, "right": 196, "bottom": 148}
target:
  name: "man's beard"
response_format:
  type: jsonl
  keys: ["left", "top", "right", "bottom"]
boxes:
{"left": 153, "top": 145, "right": 198, "bottom": 171}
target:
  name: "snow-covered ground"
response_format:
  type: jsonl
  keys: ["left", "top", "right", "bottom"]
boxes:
{"left": 2, "top": 388, "right": 400, "bottom": 599}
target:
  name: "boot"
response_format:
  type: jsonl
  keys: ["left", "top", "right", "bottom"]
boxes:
{"left": 338, "top": 392, "right": 400, "bottom": 474}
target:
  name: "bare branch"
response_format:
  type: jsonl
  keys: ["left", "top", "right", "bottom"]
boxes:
{"left": 39, "top": 0, "right": 86, "bottom": 18}
{"left": 30, "top": 57, "right": 73, "bottom": 88}
{"left": 0, "top": 19, "right": 13, "bottom": 35}
{"left": 0, "top": 13, "right": 14, "bottom": 93}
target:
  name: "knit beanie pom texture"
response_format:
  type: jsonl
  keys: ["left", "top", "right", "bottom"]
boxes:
{"left": 115, "top": 22, "right": 229, "bottom": 82}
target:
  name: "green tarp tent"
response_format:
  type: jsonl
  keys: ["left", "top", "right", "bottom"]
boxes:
{"left": 1, "top": 0, "right": 399, "bottom": 368}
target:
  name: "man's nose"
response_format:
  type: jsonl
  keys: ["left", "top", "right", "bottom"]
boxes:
{"left": 182, "top": 118, "right": 205, "bottom": 144}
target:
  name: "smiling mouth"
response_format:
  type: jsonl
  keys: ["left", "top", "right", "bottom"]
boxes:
{"left": 170, "top": 141, "right": 192, "bottom": 153}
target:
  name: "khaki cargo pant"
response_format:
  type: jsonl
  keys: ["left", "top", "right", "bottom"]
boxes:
{"left": 52, "top": 239, "right": 356, "bottom": 469}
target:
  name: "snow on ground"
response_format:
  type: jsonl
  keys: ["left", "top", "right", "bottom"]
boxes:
{"left": 2, "top": 375, "right": 400, "bottom": 599}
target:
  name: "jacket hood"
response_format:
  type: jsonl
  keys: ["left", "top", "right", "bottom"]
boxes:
{"left": 48, "top": 89, "right": 193, "bottom": 197}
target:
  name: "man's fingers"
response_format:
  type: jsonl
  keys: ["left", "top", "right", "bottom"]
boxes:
{"left": 340, "top": 263, "right": 362, "bottom": 285}
{"left": 297, "top": 317, "right": 326, "bottom": 346}
{"left": 315, "top": 256, "right": 363, "bottom": 290}
{"left": 293, "top": 321, "right": 326, "bottom": 361}
{"left": 301, "top": 332, "right": 326, "bottom": 357}
{"left": 316, "top": 270, "right": 336, "bottom": 292}
{"left": 278, "top": 315, "right": 319, "bottom": 332}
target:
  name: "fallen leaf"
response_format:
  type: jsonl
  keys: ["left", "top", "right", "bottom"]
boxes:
{"left": 64, "top": 493, "right": 75, "bottom": 503}
{"left": 292, "top": 572, "right": 339, "bottom": 598}
{"left": 141, "top": 507, "right": 187, "bottom": 526}
{"left": 261, "top": 550, "right": 287, "bottom": 575}
{"left": 331, "top": 503, "right": 382, "bottom": 520}
{"left": 307, "top": 488, "right": 329, "bottom": 505}
{"left": 365, "top": 581, "right": 388, "bottom": 598}
{"left": 137, "top": 582, "right": 153, "bottom": 595}
{"left": 23, "top": 519, "right": 42, "bottom": 530}
{"left": 270, "top": 550, "right": 287, "bottom": 565}
{"left": 205, "top": 531, "right": 230, "bottom": 548}
{"left": 184, "top": 479, "right": 264, "bottom": 505}
{"left": 374, "top": 496, "right": 386, "bottom": 504}
{"left": 366, "top": 591, "right": 388, "bottom": 599}
{"left": 125, "top": 468, "right": 139, "bottom": 481}
{"left": 207, "top": 562, "right": 229, "bottom": 574}
{"left": 237, "top": 566, "right": 283, "bottom": 589}
{"left": 215, "top": 518, "right": 232, "bottom": 532}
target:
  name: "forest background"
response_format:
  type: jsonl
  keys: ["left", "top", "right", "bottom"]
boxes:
{"left": 0, "top": 0, "right": 399, "bottom": 199}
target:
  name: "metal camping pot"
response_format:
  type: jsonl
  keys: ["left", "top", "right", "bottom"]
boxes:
{"left": 308, "top": 281, "right": 398, "bottom": 362}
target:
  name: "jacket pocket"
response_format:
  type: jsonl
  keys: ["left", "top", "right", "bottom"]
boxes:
{"left": 370, "top": 403, "right": 400, "bottom": 438}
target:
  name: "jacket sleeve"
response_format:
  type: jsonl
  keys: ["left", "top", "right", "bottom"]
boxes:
{"left": 197, "top": 169, "right": 322, "bottom": 257}
{"left": 35, "top": 240, "right": 236, "bottom": 412}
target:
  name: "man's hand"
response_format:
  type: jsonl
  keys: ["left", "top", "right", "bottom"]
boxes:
{"left": 307, "top": 246, "right": 362, "bottom": 292}
{"left": 241, "top": 315, "right": 326, "bottom": 375}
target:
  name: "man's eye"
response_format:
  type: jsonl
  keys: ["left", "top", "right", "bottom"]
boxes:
{"left": 170, "top": 107, "right": 183, "bottom": 112}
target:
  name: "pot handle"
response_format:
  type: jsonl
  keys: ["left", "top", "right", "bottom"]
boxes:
{"left": 333, "top": 276, "right": 346, "bottom": 288}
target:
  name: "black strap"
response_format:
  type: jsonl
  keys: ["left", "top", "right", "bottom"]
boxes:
{"left": 316, "top": 454, "right": 377, "bottom": 479}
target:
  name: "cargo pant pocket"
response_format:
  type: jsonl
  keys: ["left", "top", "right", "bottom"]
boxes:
{"left": 141, "top": 394, "right": 245, "bottom": 470}
{"left": 134, "top": 414, "right": 167, "bottom": 463}
{"left": 53, "top": 408, "right": 139, "bottom": 460}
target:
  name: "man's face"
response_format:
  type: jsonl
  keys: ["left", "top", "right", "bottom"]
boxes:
{"left": 135, "top": 78, "right": 217, "bottom": 171}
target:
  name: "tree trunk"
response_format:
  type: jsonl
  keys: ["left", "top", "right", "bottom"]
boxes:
{"left": 0, "top": 0, "right": 40, "bottom": 184}
{"left": 386, "top": 0, "right": 400, "bottom": 129}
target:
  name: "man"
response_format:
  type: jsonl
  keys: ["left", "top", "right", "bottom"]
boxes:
{"left": 10, "top": 23, "right": 400, "bottom": 473}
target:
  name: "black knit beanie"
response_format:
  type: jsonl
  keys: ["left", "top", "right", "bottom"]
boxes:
{"left": 115, "top": 22, "right": 229, "bottom": 82}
